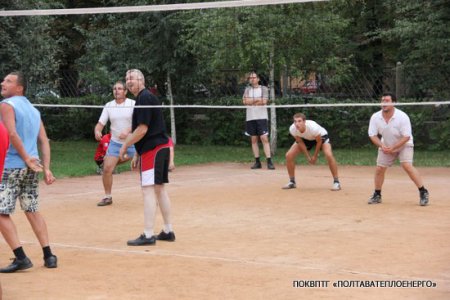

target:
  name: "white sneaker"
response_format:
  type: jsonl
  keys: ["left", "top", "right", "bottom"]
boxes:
{"left": 331, "top": 182, "right": 341, "bottom": 191}
{"left": 282, "top": 182, "right": 296, "bottom": 189}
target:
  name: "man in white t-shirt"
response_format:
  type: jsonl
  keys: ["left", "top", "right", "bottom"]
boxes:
{"left": 367, "top": 92, "right": 429, "bottom": 206}
{"left": 282, "top": 113, "right": 341, "bottom": 191}
{"left": 94, "top": 81, "right": 136, "bottom": 206}
{"left": 242, "top": 71, "right": 274, "bottom": 170}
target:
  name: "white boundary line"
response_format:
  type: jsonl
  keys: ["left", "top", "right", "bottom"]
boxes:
{"left": 0, "top": 0, "right": 328, "bottom": 17}
{"left": 10, "top": 240, "right": 449, "bottom": 287}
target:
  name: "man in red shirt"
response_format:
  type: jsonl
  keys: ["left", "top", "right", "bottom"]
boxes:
{"left": 0, "top": 121, "right": 8, "bottom": 181}
{"left": 94, "top": 133, "right": 111, "bottom": 174}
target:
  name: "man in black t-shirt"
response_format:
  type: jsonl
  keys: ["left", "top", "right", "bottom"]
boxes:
{"left": 120, "top": 69, "right": 175, "bottom": 246}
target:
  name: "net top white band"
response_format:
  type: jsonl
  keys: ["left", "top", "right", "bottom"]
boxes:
{"left": 0, "top": 0, "right": 328, "bottom": 17}
{"left": 32, "top": 101, "right": 450, "bottom": 109}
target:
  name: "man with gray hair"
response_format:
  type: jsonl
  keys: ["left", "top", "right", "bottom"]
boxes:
{"left": 120, "top": 69, "right": 175, "bottom": 246}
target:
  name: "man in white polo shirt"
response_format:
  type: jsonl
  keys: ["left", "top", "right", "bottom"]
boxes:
{"left": 282, "top": 112, "right": 341, "bottom": 191}
{"left": 368, "top": 92, "right": 429, "bottom": 206}
{"left": 94, "top": 81, "right": 135, "bottom": 206}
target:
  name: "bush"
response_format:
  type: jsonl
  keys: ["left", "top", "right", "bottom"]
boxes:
{"left": 35, "top": 95, "right": 450, "bottom": 151}
{"left": 36, "top": 94, "right": 108, "bottom": 140}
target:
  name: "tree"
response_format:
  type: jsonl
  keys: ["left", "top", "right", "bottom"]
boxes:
{"left": 382, "top": 0, "right": 450, "bottom": 98}
{"left": 77, "top": 1, "right": 199, "bottom": 142}
{"left": 0, "top": 0, "right": 61, "bottom": 96}
{"left": 181, "top": 2, "right": 352, "bottom": 150}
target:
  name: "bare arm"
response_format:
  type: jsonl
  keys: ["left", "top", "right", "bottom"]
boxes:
{"left": 253, "top": 97, "right": 268, "bottom": 105}
{"left": 119, "top": 124, "right": 148, "bottom": 170}
{"left": 122, "top": 124, "right": 148, "bottom": 149}
{"left": 243, "top": 95, "right": 257, "bottom": 106}
{"left": 369, "top": 135, "right": 383, "bottom": 148}
{"left": 37, "top": 121, "right": 55, "bottom": 185}
{"left": 94, "top": 122, "right": 105, "bottom": 141}
{"left": 243, "top": 96, "right": 267, "bottom": 106}
{"left": 295, "top": 137, "right": 312, "bottom": 162}
{"left": 389, "top": 136, "right": 411, "bottom": 153}
{"left": 242, "top": 87, "right": 268, "bottom": 106}
{"left": 369, "top": 135, "right": 393, "bottom": 154}
{"left": 119, "top": 127, "right": 132, "bottom": 140}
{"left": 311, "top": 135, "right": 323, "bottom": 164}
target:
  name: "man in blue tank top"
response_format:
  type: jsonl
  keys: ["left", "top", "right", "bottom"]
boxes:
{"left": 0, "top": 71, "right": 57, "bottom": 273}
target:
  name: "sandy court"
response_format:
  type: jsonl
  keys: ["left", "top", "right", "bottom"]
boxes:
{"left": 1, "top": 163, "right": 449, "bottom": 299}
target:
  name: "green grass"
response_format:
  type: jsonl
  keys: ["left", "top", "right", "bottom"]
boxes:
{"left": 48, "top": 140, "right": 450, "bottom": 178}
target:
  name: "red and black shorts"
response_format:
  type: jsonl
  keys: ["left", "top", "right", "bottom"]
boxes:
{"left": 140, "top": 142, "right": 171, "bottom": 186}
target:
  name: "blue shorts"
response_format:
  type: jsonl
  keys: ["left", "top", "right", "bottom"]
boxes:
{"left": 106, "top": 140, "right": 136, "bottom": 158}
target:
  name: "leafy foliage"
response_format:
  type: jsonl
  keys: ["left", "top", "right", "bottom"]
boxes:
{"left": 0, "top": 1, "right": 61, "bottom": 91}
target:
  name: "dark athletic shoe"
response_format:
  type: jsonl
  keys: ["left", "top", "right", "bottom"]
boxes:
{"left": 368, "top": 193, "right": 382, "bottom": 204}
{"left": 419, "top": 189, "right": 429, "bottom": 206}
{"left": 156, "top": 230, "right": 176, "bottom": 242}
{"left": 251, "top": 162, "right": 262, "bottom": 169}
{"left": 44, "top": 255, "right": 58, "bottom": 268}
{"left": 0, "top": 257, "right": 33, "bottom": 273}
{"left": 127, "top": 234, "right": 156, "bottom": 246}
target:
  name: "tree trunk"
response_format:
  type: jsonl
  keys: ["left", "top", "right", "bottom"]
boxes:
{"left": 269, "top": 45, "right": 277, "bottom": 155}
{"left": 166, "top": 71, "right": 176, "bottom": 144}
{"left": 282, "top": 63, "right": 288, "bottom": 97}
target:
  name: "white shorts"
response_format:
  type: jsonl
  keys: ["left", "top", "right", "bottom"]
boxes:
{"left": 376, "top": 146, "right": 414, "bottom": 167}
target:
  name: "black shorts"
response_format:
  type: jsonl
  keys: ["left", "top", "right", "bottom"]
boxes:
{"left": 301, "top": 135, "right": 330, "bottom": 150}
{"left": 245, "top": 119, "right": 269, "bottom": 137}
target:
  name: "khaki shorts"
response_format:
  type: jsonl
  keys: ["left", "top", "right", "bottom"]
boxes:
{"left": 0, "top": 168, "right": 39, "bottom": 214}
{"left": 376, "top": 146, "right": 414, "bottom": 167}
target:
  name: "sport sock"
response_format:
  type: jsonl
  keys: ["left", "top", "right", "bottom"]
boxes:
{"left": 43, "top": 246, "right": 54, "bottom": 259}
{"left": 164, "top": 224, "right": 173, "bottom": 233}
{"left": 13, "top": 247, "right": 27, "bottom": 260}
